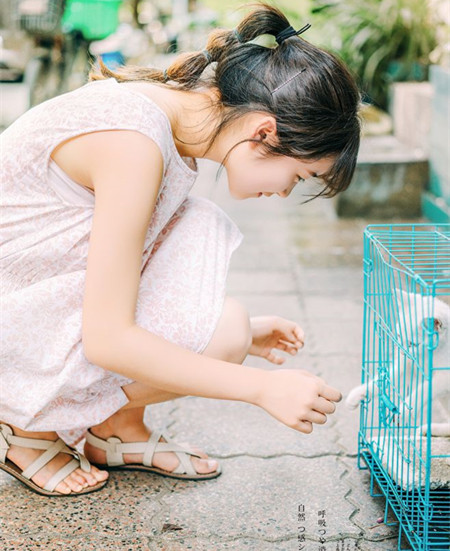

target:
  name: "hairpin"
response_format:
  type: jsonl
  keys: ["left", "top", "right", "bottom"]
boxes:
{"left": 163, "top": 69, "right": 169, "bottom": 82}
{"left": 275, "top": 23, "right": 311, "bottom": 45}
{"left": 271, "top": 67, "right": 306, "bottom": 95}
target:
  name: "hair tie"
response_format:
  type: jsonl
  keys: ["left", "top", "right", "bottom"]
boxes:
{"left": 233, "top": 28, "right": 243, "bottom": 43}
{"left": 275, "top": 23, "right": 311, "bottom": 45}
{"left": 163, "top": 69, "right": 169, "bottom": 82}
{"left": 202, "top": 50, "right": 212, "bottom": 63}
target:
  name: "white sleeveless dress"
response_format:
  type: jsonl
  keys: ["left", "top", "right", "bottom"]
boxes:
{"left": 0, "top": 78, "right": 242, "bottom": 446}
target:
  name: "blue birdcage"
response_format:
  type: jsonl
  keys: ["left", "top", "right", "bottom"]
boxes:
{"left": 356, "top": 224, "right": 450, "bottom": 550}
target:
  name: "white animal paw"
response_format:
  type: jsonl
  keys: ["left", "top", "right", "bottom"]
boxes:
{"left": 346, "top": 384, "right": 368, "bottom": 410}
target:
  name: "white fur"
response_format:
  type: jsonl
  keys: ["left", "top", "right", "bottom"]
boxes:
{"left": 346, "top": 290, "right": 450, "bottom": 437}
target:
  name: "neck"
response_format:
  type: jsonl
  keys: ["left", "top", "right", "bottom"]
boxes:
{"left": 162, "top": 86, "right": 235, "bottom": 164}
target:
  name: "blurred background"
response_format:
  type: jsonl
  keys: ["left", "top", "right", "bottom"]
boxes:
{"left": 0, "top": 0, "right": 449, "bottom": 221}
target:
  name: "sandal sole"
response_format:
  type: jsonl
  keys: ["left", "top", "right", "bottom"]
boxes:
{"left": 94, "top": 462, "right": 222, "bottom": 481}
{"left": 0, "top": 459, "right": 108, "bottom": 497}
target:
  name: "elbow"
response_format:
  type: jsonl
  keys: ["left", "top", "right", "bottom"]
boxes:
{"left": 82, "top": 324, "right": 132, "bottom": 366}
{"left": 82, "top": 333, "right": 106, "bottom": 365}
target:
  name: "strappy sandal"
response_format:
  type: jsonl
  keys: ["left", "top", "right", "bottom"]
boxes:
{"left": 0, "top": 423, "right": 108, "bottom": 497}
{"left": 85, "top": 429, "right": 222, "bottom": 480}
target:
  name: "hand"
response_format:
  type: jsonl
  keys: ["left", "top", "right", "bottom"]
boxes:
{"left": 255, "top": 369, "right": 342, "bottom": 434}
{"left": 249, "top": 315, "right": 305, "bottom": 364}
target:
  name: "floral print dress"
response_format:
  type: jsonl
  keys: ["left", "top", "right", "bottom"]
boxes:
{"left": 0, "top": 78, "right": 242, "bottom": 446}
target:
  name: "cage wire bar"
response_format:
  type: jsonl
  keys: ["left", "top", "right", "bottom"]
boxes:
{"left": 357, "top": 224, "right": 450, "bottom": 550}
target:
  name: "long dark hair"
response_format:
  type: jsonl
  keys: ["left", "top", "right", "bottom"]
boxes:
{"left": 90, "top": 2, "right": 361, "bottom": 198}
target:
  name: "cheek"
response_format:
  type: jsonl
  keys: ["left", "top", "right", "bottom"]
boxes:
{"left": 227, "top": 164, "right": 259, "bottom": 191}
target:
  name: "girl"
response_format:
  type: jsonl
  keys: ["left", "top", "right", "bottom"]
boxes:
{"left": 0, "top": 3, "right": 360, "bottom": 496}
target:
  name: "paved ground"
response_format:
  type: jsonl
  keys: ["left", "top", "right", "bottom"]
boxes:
{"left": 1, "top": 159, "right": 416, "bottom": 550}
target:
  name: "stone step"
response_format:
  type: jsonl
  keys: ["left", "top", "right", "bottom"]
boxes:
{"left": 337, "top": 135, "right": 428, "bottom": 218}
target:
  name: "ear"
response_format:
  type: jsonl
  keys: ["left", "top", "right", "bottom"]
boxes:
{"left": 249, "top": 115, "right": 278, "bottom": 145}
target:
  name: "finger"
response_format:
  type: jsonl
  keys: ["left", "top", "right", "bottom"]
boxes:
{"left": 295, "top": 420, "right": 313, "bottom": 434}
{"left": 320, "top": 384, "right": 343, "bottom": 403}
{"left": 307, "top": 411, "right": 327, "bottom": 425}
{"left": 313, "top": 396, "right": 337, "bottom": 415}
{"left": 265, "top": 352, "right": 286, "bottom": 365}
{"left": 275, "top": 341, "right": 299, "bottom": 355}
{"left": 278, "top": 338, "right": 304, "bottom": 351}
{"left": 279, "top": 338, "right": 301, "bottom": 348}
{"left": 293, "top": 325, "right": 305, "bottom": 347}
{"left": 278, "top": 329, "right": 303, "bottom": 347}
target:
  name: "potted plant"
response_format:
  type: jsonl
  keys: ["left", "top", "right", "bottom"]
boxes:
{"left": 310, "top": 0, "right": 444, "bottom": 110}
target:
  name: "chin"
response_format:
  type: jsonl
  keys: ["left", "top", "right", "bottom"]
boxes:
{"left": 228, "top": 188, "right": 246, "bottom": 200}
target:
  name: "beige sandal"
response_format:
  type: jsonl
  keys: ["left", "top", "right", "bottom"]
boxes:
{"left": 86, "top": 429, "right": 222, "bottom": 480}
{"left": 0, "top": 423, "right": 108, "bottom": 497}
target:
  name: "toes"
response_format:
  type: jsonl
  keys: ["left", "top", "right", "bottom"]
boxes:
{"left": 69, "top": 471, "right": 89, "bottom": 488}
{"left": 177, "top": 442, "right": 218, "bottom": 474}
{"left": 54, "top": 466, "right": 108, "bottom": 494}
{"left": 179, "top": 441, "right": 208, "bottom": 460}
{"left": 65, "top": 474, "right": 86, "bottom": 493}
{"left": 71, "top": 467, "right": 96, "bottom": 486}
{"left": 54, "top": 481, "right": 72, "bottom": 494}
{"left": 90, "top": 465, "right": 109, "bottom": 482}
{"left": 192, "top": 457, "right": 218, "bottom": 474}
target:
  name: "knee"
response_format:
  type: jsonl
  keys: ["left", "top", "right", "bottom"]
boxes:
{"left": 203, "top": 296, "right": 252, "bottom": 364}
{"left": 224, "top": 297, "right": 252, "bottom": 363}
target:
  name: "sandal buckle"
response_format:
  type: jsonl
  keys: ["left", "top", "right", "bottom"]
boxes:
{"left": 106, "top": 436, "right": 124, "bottom": 466}
{"left": 0, "top": 424, "right": 13, "bottom": 462}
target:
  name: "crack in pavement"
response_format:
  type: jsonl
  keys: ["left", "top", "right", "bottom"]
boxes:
{"left": 198, "top": 451, "right": 356, "bottom": 459}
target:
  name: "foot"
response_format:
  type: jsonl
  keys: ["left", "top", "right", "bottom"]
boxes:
{"left": 3, "top": 425, "right": 109, "bottom": 494}
{"left": 84, "top": 423, "right": 219, "bottom": 475}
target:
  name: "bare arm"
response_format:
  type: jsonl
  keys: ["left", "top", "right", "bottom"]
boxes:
{"left": 81, "top": 130, "right": 263, "bottom": 404}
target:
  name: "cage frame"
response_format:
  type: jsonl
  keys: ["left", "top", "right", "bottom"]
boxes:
{"left": 357, "top": 223, "right": 450, "bottom": 550}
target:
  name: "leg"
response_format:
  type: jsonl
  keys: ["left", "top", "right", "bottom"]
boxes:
{"left": 84, "top": 296, "right": 252, "bottom": 475}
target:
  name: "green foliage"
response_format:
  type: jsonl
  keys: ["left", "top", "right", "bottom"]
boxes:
{"left": 200, "top": 0, "right": 310, "bottom": 31}
{"left": 311, "top": 0, "right": 443, "bottom": 108}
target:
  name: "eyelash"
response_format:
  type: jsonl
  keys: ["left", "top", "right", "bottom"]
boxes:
{"left": 297, "top": 173, "right": 318, "bottom": 183}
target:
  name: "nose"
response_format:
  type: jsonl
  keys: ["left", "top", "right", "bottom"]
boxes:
{"left": 278, "top": 181, "right": 297, "bottom": 198}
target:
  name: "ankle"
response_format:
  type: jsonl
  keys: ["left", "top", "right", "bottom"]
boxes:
{"left": 89, "top": 407, "right": 147, "bottom": 439}
{"left": 1, "top": 422, "right": 56, "bottom": 440}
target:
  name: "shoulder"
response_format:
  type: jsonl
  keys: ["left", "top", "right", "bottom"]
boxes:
{"left": 51, "top": 129, "right": 164, "bottom": 193}
{"left": 87, "top": 130, "right": 164, "bottom": 180}
{"left": 63, "top": 79, "right": 175, "bottom": 163}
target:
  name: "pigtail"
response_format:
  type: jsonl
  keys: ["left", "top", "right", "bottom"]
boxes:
{"left": 162, "top": 50, "right": 211, "bottom": 88}
{"left": 89, "top": 56, "right": 168, "bottom": 83}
